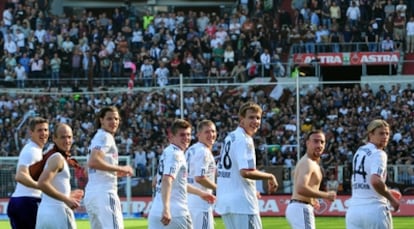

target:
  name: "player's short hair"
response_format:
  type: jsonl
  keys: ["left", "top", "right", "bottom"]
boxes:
{"left": 306, "top": 129, "right": 324, "bottom": 140}
{"left": 238, "top": 101, "right": 262, "bottom": 117}
{"left": 95, "top": 106, "right": 119, "bottom": 128}
{"left": 28, "top": 117, "right": 48, "bottom": 131}
{"left": 53, "top": 123, "right": 72, "bottom": 138}
{"left": 196, "top": 119, "right": 215, "bottom": 133}
{"left": 170, "top": 119, "right": 191, "bottom": 135}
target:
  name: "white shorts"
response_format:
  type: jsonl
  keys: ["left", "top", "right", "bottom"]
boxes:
{"left": 189, "top": 209, "right": 214, "bottom": 229}
{"left": 346, "top": 204, "right": 393, "bottom": 229}
{"left": 285, "top": 201, "right": 315, "bottom": 229}
{"left": 84, "top": 192, "right": 124, "bottom": 229}
{"left": 221, "top": 213, "right": 262, "bottom": 229}
{"left": 36, "top": 204, "right": 76, "bottom": 229}
{"left": 148, "top": 214, "right": 192, "bottom": 229}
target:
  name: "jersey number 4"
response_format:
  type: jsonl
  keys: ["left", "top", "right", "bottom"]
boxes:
{"left": 353, "top": 154, "right": 367, "bottom": 182}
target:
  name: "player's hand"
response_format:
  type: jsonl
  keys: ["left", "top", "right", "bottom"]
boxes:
{"left": 325, "top": 191, "right": 337, "bottom": 201}
{"left": 390, "top": 189, "right": 402, "bottom": 200}
{"left": 151, "top": 176, "right": 157, "bottom": 188}
{"left": 256, "top": 191, "right": 262, "bottom": 199}
{"left": 313, "top": 199, "right": 321, "bottom": 210}
{"left": 389, "top": 189, "right": 401, "bottom": 212}
{"left": 161, "top": 208, "right": 171, "bottom": 226}
{"left": 117, "top": 165, "right": 133, "bottom": 177}
{"left": 64, "top": 196, "right": 81, "bottom": 210}
{"left": 71, "top": 189, "right": 84, "bottom": 201}
{"left": 267, "top": 174, "right": 279, "bottom": 194}
{"left": 200, "top": 192, "right": 216, "bottom": 204}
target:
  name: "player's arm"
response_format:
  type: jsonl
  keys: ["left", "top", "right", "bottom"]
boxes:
{"left": 15, "top": 165, "right": 38, "bottom": 189}
{"left": 187, "top": 183, "right": 216, "bottom": 203}
{"left": 240, "top": 169, "right": 279, "bottom": 193}
{"left": 295, "top": 162, "right": 335, "bottom": 201}
{"left": 371, "top": 174, "right": 400, "bottom": 211}
{"left": 38, "top": 154, "right": 81, "bottom": 209}
{"left": 195, "top": 176, "right": 216, "bottom": 191}
{"left": 161, "top": 175, "right": 173, "bottom": 225}
{"left": 88, "top": 148, "right": 133, "bottom": 176}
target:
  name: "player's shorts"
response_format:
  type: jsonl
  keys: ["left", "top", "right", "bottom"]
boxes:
{"left": 148, "top": 214, "right": 192, "bottom": 229}
{"left": 189, "top": 209, "right": 214, "bottom": 229}
{"left": 346, "top": 204, "right": 393, "bottom": 229}
{"left": 7, "top": 196, "right": 41, "bottom": 229}
{"left": 84, "top": 191, "right": 124, "bottom": 229}
{"left": 285, "top": 200, "right": 315, "bottom": 229}
{"left": 36, "top": 204, "right": 76, "bottom": 229}
{"left": 221, "top": 213, "right": 262, "bottom": 229}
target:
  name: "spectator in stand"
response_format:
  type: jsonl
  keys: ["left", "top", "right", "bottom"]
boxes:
{"left": 82, "top": 50, "right": 96, "bottom": 80}
{"left": 5, "top": 52, "right": 17, "bottom": 70}
{"left": 384, "top": 0, "right": 396, "bottom": 19}
{"left": 321, "top": 0, "right": 332, "bottom": 29}
{"left": 140, "top": 58, "right": 154, "bottom": 87}
{"left": 246, "top": 57, "right": 258, "bottom": 79}
{"left": 315, "top": 24, "right": 330, "bottom": 52}
{"left": 133, "top": 146, "right": 148, "bottom": 178}
{"left": 14, "top": 62, "right": 26, "bottom": 88}
{"left": 346, "top": 1, "right": 360, "bottom": 28}
{"left": 4, "top": 35, "right": 17, "bottom": 55}
{"left": 99, "top": 53, "right": 112, "bottom": 79}
{"left": 49, "top": 52, "right": 61, "bottom": 86}
{"left": 326, "top": 173, "right": 340, "bottom": 192}
{"left": 396, "top": 0, "right": 408, "bottom": 19}
{"left": 329, "top": 1, "right": 341, "bottom": 27}
{"left": 383, "top": 14, "right": 395, "bottom": 40}
{"left": 218, "top": 63, "right": 229, "bottom": 82}
{"left": 304, "top": 27, "right": 316, "bottom": 54}
{"left": 3, "top": 6, "right": 13, "bottom": 28}
{"left": 406, "top": 16, "right": 414, "bottom": 53}
{"left": 260, "top": 48, "right": 271, "bottom": 77}
{"left": 365, "top": 25, "right": 379, "bottom": 52}
{"left": 223, "top": 44, "right": 235, "bottom": 71}
{"left": 393, "top": 14, "right": 406, "bottom": 50}
{"left": 4, "top": 65, "right": 15, "bottom": 85}
{"left": 71, "top": 49, "right": 82, "bottom": 79}
{"left": 29, "top": 53, "right": 44, "bottom": 84}
{"left": 329, "top": 27, "right": 342, "bottom": 53}
{"left": 207, "top": 60, "right": 219, "bottom": 84}
{"left": 382, "top": 35, "right": 395, "bottom": 51}
{"left": 154, "top": 61, "right": 169, "bottom": 87}
{"left": 231, "top": 60, "right": 247, "bottom": 83}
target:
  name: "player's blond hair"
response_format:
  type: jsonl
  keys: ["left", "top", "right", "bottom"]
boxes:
{"left": 196, "top": 119, "right": 215, "bottom": 133}
{"left": 365, "top": 119, "right": 390, "bottom": 142}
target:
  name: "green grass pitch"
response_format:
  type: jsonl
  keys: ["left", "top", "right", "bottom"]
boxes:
{"left": 2, "top": 216, "right": 414, "bottom": 228}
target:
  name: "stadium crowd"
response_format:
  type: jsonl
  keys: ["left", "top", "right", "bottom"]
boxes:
{"left": 1, "top": 0, "right": 414, "bottom": 194}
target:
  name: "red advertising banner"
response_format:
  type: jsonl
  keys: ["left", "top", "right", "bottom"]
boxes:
{"left": 293, "top": 52, "right": 400, "bottom": 66}
{"left": 2, "top": 195, "right": 413, "bottom": 217}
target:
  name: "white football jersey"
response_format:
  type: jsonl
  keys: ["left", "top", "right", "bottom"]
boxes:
{"left": 215, "top": 127, "right": 259, "bottom": 214}
{"left": 186, "top": 142, "right": 216, "bottom": 211}
{"left": 40, "top": 153, "right": 71, "bottom": 206}
{"left": 349, "top": 142, "right": 388, "bottom": 206}
{"left": 86, "top": 129, "right": 118, "bottom": 193}
{"left": 12, "top": 140, "right": 43, "bottom": 198}
{"left": 149, "top": 144, "right": 189, "bottom": 217}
